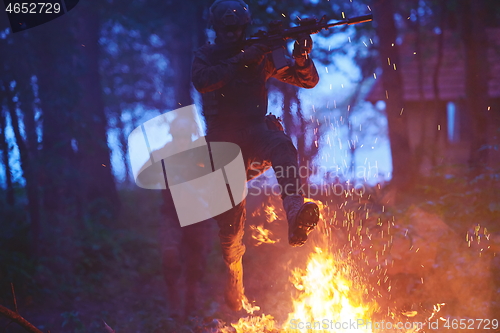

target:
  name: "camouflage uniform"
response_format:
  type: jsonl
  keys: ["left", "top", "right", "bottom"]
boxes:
{"left": 192, "top": 42, "right": 319, "bottom": 274}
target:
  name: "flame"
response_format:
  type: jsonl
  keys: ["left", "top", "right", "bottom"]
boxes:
{"left": 250, "top": 225, "right": 280, "bottom": 246}
{"left": 228, "top": 246, "right": 378, "bottom": 332}
{"left": 284, "top": 247, "right": 378, "bottom": 332}
{"left": 265, "top": 205, "right": 279, "bottom": 223}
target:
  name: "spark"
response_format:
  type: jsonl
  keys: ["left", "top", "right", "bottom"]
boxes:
{"left": 348, "top": 36, "right": 351, "bottom": 43}
{"left": 367, "top": 5, "right": 371, "bottom": 11}
{"left": 325, "top": 67, "right": 328, "bottom": 73}
{"left": 373, "top": 73, "right": 377, "bottom": 79}
{"left": 393, "top": 63, "right": 397, "bottom": 70}
{"left": 281, "top": 13, "right": 286, "bottom": 17}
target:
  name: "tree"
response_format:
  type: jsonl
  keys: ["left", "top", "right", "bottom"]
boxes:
{"left": 372, "top": 0, "right": 416, "bottom": 191}
{"left": 459, "top": 0, "right": 490, "bottom": 174}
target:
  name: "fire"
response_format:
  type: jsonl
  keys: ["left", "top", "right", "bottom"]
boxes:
{"left": 227, "top": 245, "right": 377, "bottom": 332}
{"left": 285, "top": 247, "right": 378, "bottom": 332}
{"left": 224, "top": 197, "right": 443, "bottom": 332}
{"left": 265, "top": 205, "right": 279, "bottom": 223}
{"left": 250, "top": 225, "right": 280, "bottom": 246}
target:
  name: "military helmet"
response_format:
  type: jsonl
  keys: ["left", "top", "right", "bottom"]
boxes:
{"left": 209, "top": 0, "right": 251, "bottom": 30}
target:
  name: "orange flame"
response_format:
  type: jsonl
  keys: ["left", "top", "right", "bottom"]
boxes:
{"left": 250, "top": 225, "right": 280, "bottom": 246}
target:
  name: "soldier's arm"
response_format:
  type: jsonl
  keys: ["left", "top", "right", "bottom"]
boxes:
{"left": 192, "top": 44, "right": 271, "bottom": 93}
{"left": 270, "top": 34, "right": 319, "bottom": 88}
{"left": 271, "top": 57, "right": 319, "bottom": 89}
{"left": 191, "top": 50, "right": 239, "bottom": 94}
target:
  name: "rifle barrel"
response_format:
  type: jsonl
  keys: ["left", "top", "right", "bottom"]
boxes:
{"left": 327, "top": 14, "right": 373, "bottom": 28}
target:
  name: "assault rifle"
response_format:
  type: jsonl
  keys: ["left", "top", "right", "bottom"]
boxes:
{"left": 246, "top": 14, "right": 373, "bottom": 70}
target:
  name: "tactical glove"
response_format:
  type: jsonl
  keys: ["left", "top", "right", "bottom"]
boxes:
{"left": 292, "top": 34, "right": 313, "bottom": 66}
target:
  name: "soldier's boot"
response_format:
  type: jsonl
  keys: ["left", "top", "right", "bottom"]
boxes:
{"left": 283, "top": 195, "right": 320, "bottom": 247}
{"left": 224, "top": 258, "right": 244, "bottom": 311}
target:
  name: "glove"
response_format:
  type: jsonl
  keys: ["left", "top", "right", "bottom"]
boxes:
{"left": 292, "top": 34, "right": 313, "bottom": 66}
{"left": 232, "top": 44, "right": 271, "bottom": 66}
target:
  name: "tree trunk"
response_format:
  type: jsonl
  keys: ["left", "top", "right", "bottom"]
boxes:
{"left": 0, "top": 102, "right": 15, "bottom": 206}
{"left": 431, "top": 0, "right": 446, "bottom": 168}
{"left": 167, "top": 1, "right": 211, "bottom": 108}
{"left": 74, "top": 0, "right": 120, "bottom": 222}
{"left": 4, "top": 84, "right": 41, "bottom": 256}
{"left": 373, "top": 0, "right": 416, "bottom": 191}
{"left": 30, "top": 15, "right": 81, "bottom": 262}
{"left": 461, "top": 0, "right": 490, "bottom": 175}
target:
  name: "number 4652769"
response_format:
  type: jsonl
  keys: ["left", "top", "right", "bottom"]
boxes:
{"left": 5, "top": 2, "right": 61, "bottom": 14}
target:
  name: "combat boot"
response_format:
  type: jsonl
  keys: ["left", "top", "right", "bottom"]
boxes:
{"left": 224, "top": 259, "right": 244, "bottom": 311}
{"left": 283, "top": 195, "right": 320, "bottom": 247}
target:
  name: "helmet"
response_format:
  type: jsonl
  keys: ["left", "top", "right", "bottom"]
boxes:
{"left": 209, "top": 0, "right": 251, "bottom": 30}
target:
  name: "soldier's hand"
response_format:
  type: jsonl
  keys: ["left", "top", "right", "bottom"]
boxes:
{"left": 237, "top": 44, "right": 271, "bottom": 66}
{"left": 292, "top": 34, "right": 313, "bottom": 62}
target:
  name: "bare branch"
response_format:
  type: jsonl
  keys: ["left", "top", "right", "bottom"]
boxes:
{"left": 0, "top": 304, "right": 43, "bottom": 333}
{"left": 10, "top": 283, "right": 18, "bottom": 314}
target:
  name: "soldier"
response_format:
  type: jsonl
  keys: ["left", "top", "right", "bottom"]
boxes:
{"left": 192, "top": 0, "right": 320, "bottom": 311}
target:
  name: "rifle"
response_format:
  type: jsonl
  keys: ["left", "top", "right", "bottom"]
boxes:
{"left": 246, "top": 14, "right": 373, "bottom": 70}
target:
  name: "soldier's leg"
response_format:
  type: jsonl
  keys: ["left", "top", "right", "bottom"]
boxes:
{"left": 264, "top": 132, "right": 320, "bottom": 247}
{"left": 214, "top": 199, "right": 246, "bottom": 311}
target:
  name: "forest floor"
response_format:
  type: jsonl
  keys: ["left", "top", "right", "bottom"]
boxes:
{"left": 1, "top": 171, "right": 499, "bottom": 333}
